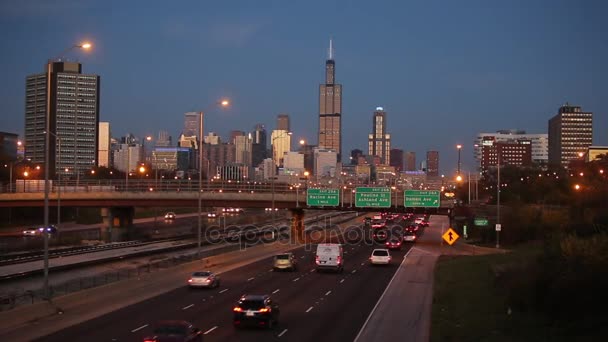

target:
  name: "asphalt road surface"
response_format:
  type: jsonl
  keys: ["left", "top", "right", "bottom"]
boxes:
{"left": 36, "top": 225, "right": 415, "bottom": 342}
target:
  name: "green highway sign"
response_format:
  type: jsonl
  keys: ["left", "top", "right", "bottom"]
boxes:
{"left": 355, "top": 187, "right": 391, "bottom": 208}
{"left": 404, "top": 190, "right": 441, "bottom": 208}
{"left": 307, "top": 188, "right": 340, "bottom": 206}
{"left": 474, "top": 218, "right": 489, "bottom": 226}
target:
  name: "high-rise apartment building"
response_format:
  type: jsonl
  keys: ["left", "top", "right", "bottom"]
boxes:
{"left": 277, "top": 114, "right": 290, "bottom": 131}
{"left": 183, "top": 112, "right": 200, "bottom": 137}
{"left": 390, "top": 148, "right": 404, "bottom": 172}
{"left": 474, "top": 130, "right": 548, "bottom": 167}
{"left": 318, "top": 39, "right": 342, "bottom": 161}
{"left": 234, "top": 134, "right": 253, "bottom": 166}
{"left": 481, "top": 137, "right": 532, "bottom": 169}
{"left": 314, "top": 148, "right": 337, "bottom": 179}
{"left": 98, "top": 122, "right": 110, "bottom": 168}
{"left": 24, "top": 61, "right": 100, "bottom": 178}
{"left": 405, "top": 152, "right": 416, "bottom": 171}
{"left": 426, "top": 151, "right": 439, "bottom": 177}
{"left": 548, "top": 103, "right": 593, "bottom": 167}
{"left": 368, "top": 107, "right": 391, "bottom": 165}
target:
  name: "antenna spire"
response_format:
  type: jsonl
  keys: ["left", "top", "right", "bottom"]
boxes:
{"left": 328, "top": 38, "right": 334, "bottom": 60}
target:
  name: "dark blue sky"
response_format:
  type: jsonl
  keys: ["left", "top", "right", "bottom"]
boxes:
{"left": 1, "top": 0, "right": 606, "bottom": 174}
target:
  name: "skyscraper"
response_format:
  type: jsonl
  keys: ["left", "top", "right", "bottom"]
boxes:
{"left": 277, "top": 114, "right": 290, "bottom": 131}
{"left": 389, "top": 148, "right": 404, "bottom": 172}
{"left": 271, "top": 129, "right": 291, "bottom": 167}
{"left": 367, "top": 107, "right": 391, "bottom": 165}
{"left": 98, "top": 122, "right": 111, "bottom": 168}
{"left": 183, "top": 112, "right": 200, "bottom": 137}
{"left": 426, "top": 151, "right": 439, "bottom": 177}
{"left": 24, "top": 61, "right": 100, "bottom": 178}
{"left": 405, "top": 152, "right": 416, "bottom": 171}
{"left": 318, "top": 39, "right": 342, "bottom": 161}
{"left": 252, "top": 124, "right": 267, "bottom": 167}
{"left": 548, "top": 103, "right": 593, "bottom": 167}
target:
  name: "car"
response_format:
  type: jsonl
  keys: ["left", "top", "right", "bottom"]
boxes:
{"left": 372, "top": 229, "right": 388, "bottom": 242}
{"left": 143, "top": 320, "right": 202, "bottom": 342}
{"left": 233, "top": 294, "right": 280, "bottom": 329}
{"left": 371, "top": 219, "right": 386, "bottom": 229}
{"left": 369, "top": 249, "right": 392, "bottom": 265}
{"left": 385, "top": 237, "right": 402, "bottom": 250}
{"left": 23, "top": 225, "right": 57, "bottom": 237}
{"left": 187, "top": 271, "right": 220, "bottom": 288}
{"left": 164, "top": 212, "right": 177, "bottom": 220}
{"left": 207, "top": 212, "right": 217, "bottom": 218}
{"left": 273, "top": 253, "right": 298, "bottom": 271}
{"left": 315, "top": 243, "right": 344, "bottom": 273}
{"left": 405, "top": 224, "right": 420, "bottom": 233}
{"left": 403, "top": 230, "right": 417, "bottom": 242}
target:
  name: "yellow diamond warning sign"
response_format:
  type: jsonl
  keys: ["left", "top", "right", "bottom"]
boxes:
{"left": 442, "top": 228, "right": 459, "bottom": 246}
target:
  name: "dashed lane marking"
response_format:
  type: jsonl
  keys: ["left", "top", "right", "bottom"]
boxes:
{"left": 340, "top": 279, "right": 345, "bottom": 283}
{"left": 204, "top": 326, "right": 218, "bottom": 335}
{"left": 325, "top": 290, "right": 331, "bottom": 296}
{"left": 219, "top": 289, "right": 228, "bottom": 294}
{"left": 182, "top": 304, "right": 194, "bottom": 310}
{"left": 306, "top": 306, "right": 314, "bottom": 313}
{"left": 293, "top": 277, "right": 300, "bottom": 282}
{"left": 272, "top": 289, "right": 280, "bottom": 294}
{"left": 247, "top": 277, "right": 255, "bottom": 281}
{"left": 131, "top": 324, "right": 148, "bottom": 333}
{"left": 278, "top": 329, "right": 288, "bottom": 337}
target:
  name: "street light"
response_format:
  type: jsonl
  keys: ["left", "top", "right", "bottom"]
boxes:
{"left": 456, "top": 144, "right": 462, "bottom": 175}
{"left": 198, "top": 99, "right": 230, "bottom": 258}
{"left": 44, "top": 131, "right": 62, "bottom": 229}
{"left": 43, "top": 42, "right": 91, "bottom": 300}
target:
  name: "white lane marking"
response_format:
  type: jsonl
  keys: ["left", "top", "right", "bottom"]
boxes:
{"left": 354, "top": 248, "right": 413, "bottom": 342}
{"left": 293, "top": 277, "right": 300, "bottom": 282}
{"left": 310, "top": 269, "right": 315, "bottom": 273}
{"left": 325, "top": 290, "right": 331, "bottom": 296}
{"left": 272, "top": 289, "right": 280, "bottom": 294}
{"left": 306, "top": 306, "right": 314, "bottom": 313}
{"left": 247, "top": 277, "right": 255, "bottom": 281}
{"left": 340, "top": 279, "right": 345, "bottom": 283}
{"left": 300, "top": 256, "right": 305, "bottom": 259}
{"left": 182, "top": 304, "right": 194, "bottom": 310}
{"left": 361, "top": 262, "right": 365, "bottom": 266}
{"left": 278, "top": 328, "right": 288, "bottom": 337}
{"left": 131, "top": 324, "right": 148, "bottom": 333}
{"left": 351, "top": 269, "right": 357, "bottom": 274}
{"left": 219, "top": 288, "right": 228, "bottom": 294}
{"left": 203, "top": 326, "right": 218, "bottom": 335}
{"left": 269, "top": 269, "right": 274, "bottom": 272}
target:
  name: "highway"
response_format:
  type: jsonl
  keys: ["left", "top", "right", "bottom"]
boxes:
{"left": 36, "top": 222, "right": 415, "bottom": 342}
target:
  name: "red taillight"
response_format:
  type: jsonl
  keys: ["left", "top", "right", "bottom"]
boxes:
{"left": 144, "top": 339, "right": 157, "bottom": 342}
{"left": 259, "top": 307, "right": 271, "bottom": 313}
{"left": 233, "top": 307, "right": 243, "bottom": 312}
{"left": 315, "top": 255, "right": 320, "bottom": 265}
{"left": 337, "top": 255, "right": 342, "bottom": 264}
{"left": 385, "top": 242, "right": 390, "bottom": 246}
{"left": 188, "top": 278, "right": 193, "bottom": 283}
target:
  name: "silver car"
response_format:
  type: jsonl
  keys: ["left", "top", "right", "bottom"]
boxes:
{"left": 188, "top": 271, "right": 220, "bottom": 288}
{"left": 273, "top": 253, "right": 298, "bottom": 272}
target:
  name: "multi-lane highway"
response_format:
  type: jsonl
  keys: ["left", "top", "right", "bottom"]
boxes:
{"left": 36, "top": 222, "right": 415, "bottom": 342}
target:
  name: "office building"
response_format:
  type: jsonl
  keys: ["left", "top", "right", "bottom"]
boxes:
{"left": 318, "top": 39, "right": 342, "bottom": 161}
{"left": 98, "top": 122, "right": 111, "bottom": 168}
{"left": 314, "top": 148, "right": 337, "bottom": 179}
{"left": 156, "top": 130, "right": 172, "bottom": 147}
{"left": 405, "top": 151, "right": 416, "bottom": 171}
{"left": 151, "top": 147, "right": 192, "bottom": 172}
{"left": 183, "top": 112, "right": 200, "bottom": 137}
{"left": 389, "top": 148, "right": 404, "bottom": 172}
{"left": 252, "top": 124, "right": 267, "bottom": 167}
{"left": 368, "top": 107, "right": 391, "bottom": 165}
{"left": 283, "top": 151, "right": 305, "bottom": 175}
{"left": 204, "top": 132, "right": 221, "bottom": 145}
{"left": 234, "top": 134, "right": 252, "bottom": 166}
{"left": 548, "top": 103, "right": 593, "bottom": 167}
{"left": 24, "top": 61, "right": 99, "bottom": 178}
{"left": 350, "top": 149, "right": 363, "bottom": 165}
{"left": 277, "top": 114, "right": 290, "bottom": 131}
{"left": 474, "top": 130, "right": 548, "bottom": 167}
{"left": 426, "top": 151, "right": 439, "bottom": 177}
{"left": 271, "top": 129, "right": 291, "bottom": 167}
{"left": 230, "top": 130, "right": 245, "bottom": 143}
{"left": 114, "top": 143, "right": 143, "bottom": 173}
{"left": 481, "top": 137, "right": 532, "bottom": 169}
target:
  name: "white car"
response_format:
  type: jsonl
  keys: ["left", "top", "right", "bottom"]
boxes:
{"left": 23, "top": 228, "right": 40, "bottom": 236}
{"left": 188, "top": 271, "right": 220, "bottom": 288}
{"left": 164, "top": 212, "right": 177, "bottom": 220}
{"left": 207, "top": 212, "right": 217, "bottom": 218}
{"left": 369, "top": 249, "right": 392, "bottom": 265}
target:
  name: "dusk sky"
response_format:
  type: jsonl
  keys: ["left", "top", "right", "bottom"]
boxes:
{"left": 1, "top": 0, "right": 606, "bottom": 174}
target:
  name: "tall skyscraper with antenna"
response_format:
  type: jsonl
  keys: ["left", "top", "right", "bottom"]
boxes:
{"left": 318, "top": 39, "right": 342, "bottom": 161}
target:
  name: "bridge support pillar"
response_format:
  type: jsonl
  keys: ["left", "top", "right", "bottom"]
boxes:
{"left": 289, "top": 208, "right": 305, "bottom": 244}
{"left": 100, "top": 207, "right": 135, "bottom": 242}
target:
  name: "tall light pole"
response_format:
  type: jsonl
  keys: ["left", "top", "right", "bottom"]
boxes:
{"left": 456, "top": 144, "right": 462, "bottom": 175}
{"left": 496, "top": 155, "right": 501, "bottom": 249}
{"left": 198, "top": 99, "right": 230, "bottom": 257}
{"left": 44, "top": 131, "right": 62, "bottom": 228}
{"left": 43, "top": 42, "right": 91, "bottom": 300}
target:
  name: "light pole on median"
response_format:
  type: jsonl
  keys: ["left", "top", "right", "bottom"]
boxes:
{"left": 198, "top": 99, "right": 230, "bottom": 258}
{"left": 43, "top": 42, "right": 91, "bottom": 300}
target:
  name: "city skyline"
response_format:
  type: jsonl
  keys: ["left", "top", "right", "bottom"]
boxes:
{"left": 1, "top": 1, "right": 607, "bottom": 175}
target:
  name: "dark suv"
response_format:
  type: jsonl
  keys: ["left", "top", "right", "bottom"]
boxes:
{"left": 233, "top": 294, "right": 280, "bottom": 329}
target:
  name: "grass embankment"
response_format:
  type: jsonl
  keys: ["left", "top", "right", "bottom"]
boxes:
{"left": 430, "top": 244, "right": 604, "bottom": 342}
